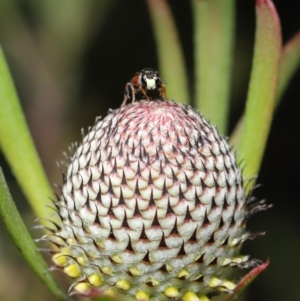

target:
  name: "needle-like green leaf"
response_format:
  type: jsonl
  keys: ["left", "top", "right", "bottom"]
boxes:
{"left": 191, "top": 0, "right": 236, "bottom": 134}
{"left": 276, "top": 31, "right": 300, "bottom": 103}
{"left": 230, "top": 31, "right": 300, "bottom": 146}
{"left": 236, "top": 0, "right": 281, "bottom": 186}
{"left": 146, "top": 0, "right": 189, "bottom": 104}
{"left": 0, "top": 46, "right": 54, "bottom": 224}
{"left": 0, "top": 167, "right": 68, "bottom": 301}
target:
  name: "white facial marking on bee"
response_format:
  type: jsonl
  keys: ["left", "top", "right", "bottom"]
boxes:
{"left": 143, "top": 75, "right": 157, "bottom": 89}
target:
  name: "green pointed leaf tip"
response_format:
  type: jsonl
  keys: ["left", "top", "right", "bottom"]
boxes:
{"left": 277, "top": 31, "right": 300, "bottom": 103}
{"left": 0, "top": 168, "right": 68, "bottom": 301}
{"left": 237, "top": 0, "right": 281, "bottom": 184}
{"left": 0, "top": 47, "right": 55, "bottom": 224}
{"left": 229, "top": 30, "right": 300, "bottom": 147}
{"left": 225, "top": 259, "right": 270, "bottom": 301}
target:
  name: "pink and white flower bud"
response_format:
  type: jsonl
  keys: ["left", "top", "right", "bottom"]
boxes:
{"left": 49, "top": 100, "right": 259, "bottom": 301}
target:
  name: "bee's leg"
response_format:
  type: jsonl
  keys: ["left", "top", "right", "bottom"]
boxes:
{"left": 139, "top": 87, "right": 150, "bottom": 101}
{"left": 121, "top": 83, "right": 134, "bottom": 107}
{"left": 130, "top": 84, "right": 136, "bottom": 103}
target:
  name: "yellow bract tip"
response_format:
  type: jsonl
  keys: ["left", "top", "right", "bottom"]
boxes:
{"left": 77, "top": 255, "right": 86, "bottom": 266}
{"left": 135, "top": 290, "right": 150, "bottom": 301}
{"left": 61, "top": 247, "right": 71, "bottom": 255}
{"left": 164, "top": 286, "right": 179, "bottom": 298}
{"left": 177, "top": 269, "right": 190, "bottom": 279}
{"left": 229, "top": 238, "right": 239, "bottom": 247}
{"left": 182, "top": 291, "right": 200, "bottom": 301}
{"left": 52, "top": 253, "right": 67, "bottom": 266}
{"left": 116, "top": 279, "right": 131, "bottom": 290}
{"left": 221, "top": 279, "right": 236, "bottom": 290}
{"left": 88, "top": 274, "right": 102, "bottom": 286}
{"left": 232, "top": 255, "right": 248, "bottom": 264}
{"left": 129, "top": 266, "right": 141, "bottom": 276}
{"left": 208, "top": 277, "right": 222, "bottom": 288}
{"left": 221, "top": 258, "right": 231, "bottom": 266}
{"left": 111, "top": 254, "right": 123, "bottom": 263}
{"left": 74, "top": 282, "right": 91, "bottom": 294}
{"left": 101, "top": 266, "right": 113, "bottom": 275}
{"left": 64, "top": 263, "right": 81, "bottom": 278}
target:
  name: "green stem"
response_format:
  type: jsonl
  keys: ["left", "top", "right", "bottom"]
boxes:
{"left": 146, "top": 0, "right": 189, "bottom": 104}
{"left": 191, "top": 0, "right": 236, "bottom": 134}
{"left": 0, "top": 47, "right": 54, "bottom": 224}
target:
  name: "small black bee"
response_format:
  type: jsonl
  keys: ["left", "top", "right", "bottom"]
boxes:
{"left": 121, "top": 68, "right": 166, "bottom": 106}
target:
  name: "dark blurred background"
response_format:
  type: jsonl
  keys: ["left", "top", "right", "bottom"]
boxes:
{"left": 0, "top": 1, "right": 299, "bottom": 300}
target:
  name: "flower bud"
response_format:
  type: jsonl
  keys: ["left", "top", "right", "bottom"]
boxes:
{"left": 49, "top": 100, "right": 260, "bottom": 300}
